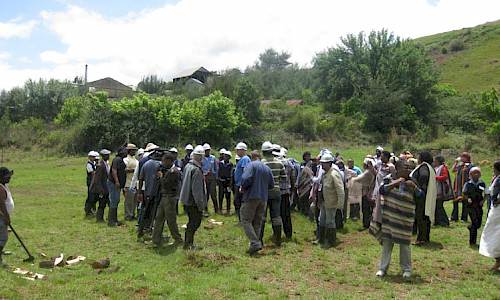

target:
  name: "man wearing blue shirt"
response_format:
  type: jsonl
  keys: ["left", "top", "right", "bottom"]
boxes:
{"left": 202, "top": 143, "right": 219, "bottom": 216}
{"left": 234, "top": 142, "right": 250, "bottom": 222}
{"left": 240, "top": 153, "right": 274, "bottom": 255}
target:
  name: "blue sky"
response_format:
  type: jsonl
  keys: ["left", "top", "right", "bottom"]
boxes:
{"left": 0, "top": 0, "right": 499, "bottom": 90}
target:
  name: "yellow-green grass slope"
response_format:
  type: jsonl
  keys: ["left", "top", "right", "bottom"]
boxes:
{"left": 416, "top": 20, "right": 500, "bottom": 92}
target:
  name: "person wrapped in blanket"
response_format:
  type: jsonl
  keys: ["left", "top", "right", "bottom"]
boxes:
{"left": 374, "top": 159, "right": 418, "bottom": 279}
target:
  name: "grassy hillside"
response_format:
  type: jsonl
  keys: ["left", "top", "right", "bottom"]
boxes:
{"left": 416, "top": 20, "right": 500, "bottom": 92}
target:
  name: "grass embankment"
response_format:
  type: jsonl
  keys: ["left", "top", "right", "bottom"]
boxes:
{"left": 0, "top": 149, "right": 498, "bottom": 299}
{"left": 416, "top": 19, "right": 500, "bottom": 92}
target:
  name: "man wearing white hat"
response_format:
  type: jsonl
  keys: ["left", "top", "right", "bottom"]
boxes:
{"left": 234, "top": 142, "right": 250, "bottom": 221}
{"left": 260, "top": 141, "right": 287, "bottom": 246}
{"left": 85, "top": 151, "right": 99, "bottom": 217}
{"left": 217, "top": 149, "right": 234, "bottom": 215}
{"left": 317, "top": 153, "right": 344, "bottom": 248}
{"left": 274, "top": 146, "right": 295, "bottom": 240}
{"left": 90, "top": 149, "right": 111, "bottom": 222}
{"left": 181, "top": 144, "right": 194, "bottom": 172}
{"left": 180, "top": 145, "right": 207, "bottom": 250}
{"left": 123, "top": 144, "right": 138, "bottom": 221}
{"left": 202, "top": 143, "right": 219, "bottom": 216}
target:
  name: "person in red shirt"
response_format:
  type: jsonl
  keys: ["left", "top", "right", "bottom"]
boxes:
{"left": 434, "top": 155, "right": 452, "bottom": 226}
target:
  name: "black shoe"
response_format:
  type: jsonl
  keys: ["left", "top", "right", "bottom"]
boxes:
{"left": 322, "top": 228, "right": 336, "bottom": 249}
{"left": 313, "top": 226, "right": 326, "bottom": 245}
{"left": 271, "top": 226, "right": 282, "bottom": 247}
{"left": 247, "top": 246, "right": 262, "bottom": 256}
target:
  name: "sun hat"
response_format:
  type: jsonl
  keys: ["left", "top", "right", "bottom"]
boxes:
{"left": 193, "top": 145, "right": 205, "bottom": 155}
{"left": 320, "top": 153, "right": 334, "bottom": 163}
{"left": 235, "top": 142, "right": 248, "bottom": 151}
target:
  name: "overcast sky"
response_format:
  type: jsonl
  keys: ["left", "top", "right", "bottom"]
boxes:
{"left": 0, "top": 0, "right": 498, "bottom": 90}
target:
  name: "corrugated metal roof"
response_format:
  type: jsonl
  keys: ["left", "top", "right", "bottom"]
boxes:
{"left": 174, "top": 67, "right": 209, "bottom": 79}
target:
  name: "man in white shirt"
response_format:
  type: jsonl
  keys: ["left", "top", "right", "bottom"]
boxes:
{"left": 123, "top": 144, "right": 138, "bottom": 221}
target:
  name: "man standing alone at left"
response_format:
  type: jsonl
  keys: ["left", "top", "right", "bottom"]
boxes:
{"left": 107, "top": 147, "right": 127, "bottom": 227}
{"left": 0, "top": 167, "right": 14, "bottom": 266}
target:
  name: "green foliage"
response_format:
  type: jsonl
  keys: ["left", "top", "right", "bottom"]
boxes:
{"left": 313, "top": 29, "right": 438, "bottom": 131}
{"left": 54, "top": 91, "right": 248, "bottom": 152}
{"left": 285, "top": 108, "right": 318, "bottom": 141}
{"left": 233, "top": 78, "right": 261, "bottom": 123}
{"left": 449, "top": 39, "right": 465, "bottom": 52}
{"left": 137, "top": 75, "right": 168, "bottom": 94}
{"left": 255, "top": 48, "right": 292, "bottom": 71}
{"left": 0, "top": 79, "right": 78, "bottom": 123}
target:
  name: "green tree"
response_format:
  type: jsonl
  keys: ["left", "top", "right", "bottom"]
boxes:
{"left": 137, "top": 75, "right": 168, "bottom": 94}
{"left": 255, "top": 48, "right": 291, "bottom": 71}
{"left": 233, "top": 78, "right": 261, "bottom": 123}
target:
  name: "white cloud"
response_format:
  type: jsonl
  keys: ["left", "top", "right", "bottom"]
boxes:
{"left": 1, "top": 0, "right": 500, "bottom": 90}
{"left": 0, "top": 19, "right": 37, "bottom": 39}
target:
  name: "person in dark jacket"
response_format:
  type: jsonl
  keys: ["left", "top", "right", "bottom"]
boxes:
{"left": 433, "top": 155, "right": 451, "bottom": 226}
{"left": 179, "top": 145, "right": 207, "bottom": 250}
{"left": 463, "top": 167, "right": 486, "bottom": 246}
{"left": 90, "top": 149, "right": 111, "bottom": 223}
{"left": 85, "top": 151, "right": 99, "bottom": 217}
{"left": 152, "top": 152, "right": 182, "bottom": 247}
{"left": 107, "top": 147, "right": 127, "bottom": 227}
{"left": 218, "top": 150, "right": 234, "bottom": 215}
{"left": 451, "top": 152, "right": 474, "bottom": 222}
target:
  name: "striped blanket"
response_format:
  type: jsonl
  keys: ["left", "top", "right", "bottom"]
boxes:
{"left": 372, "top": 186, "right": 415, "bottom": 245}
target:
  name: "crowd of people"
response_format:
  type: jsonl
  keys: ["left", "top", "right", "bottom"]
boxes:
{"left": 79, "top": 142, "right": 500, "bottom": 277}
{"left": 0, "top": 141, "right": 497, "bottom": 278}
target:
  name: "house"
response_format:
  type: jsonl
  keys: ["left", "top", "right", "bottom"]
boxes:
{"left": 173, "top": 67, "right": 212, "bottom": 84}
{"left": 87, "top": 77, "right": 134, "bottom": 99}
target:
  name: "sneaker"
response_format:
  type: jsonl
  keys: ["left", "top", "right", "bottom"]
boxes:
{"left": 376, "top": 270, "right": 385, "bottom": 277}
{"left": 402, "top": 271, "right": 411, "bottom": 279}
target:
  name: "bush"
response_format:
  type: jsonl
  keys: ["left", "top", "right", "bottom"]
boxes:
{"left": 449, "top": 39, "right": 465, "bottom": 52}
{"left": 441, "top": 47, "right": 448, "bottom": 54}
{"left": 54, "top": 91, "right": 248, "bottom": 152}
{"left": 285, "top": 108, "right": 318, "bottom": 141}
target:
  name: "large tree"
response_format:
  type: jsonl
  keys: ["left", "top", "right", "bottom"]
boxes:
{"left": 313, "top": 29, "right": 438, "bottom": 123}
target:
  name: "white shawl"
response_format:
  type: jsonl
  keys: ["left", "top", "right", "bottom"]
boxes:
{"left": 411, "top": 162, "right": 437, "bottom": 224}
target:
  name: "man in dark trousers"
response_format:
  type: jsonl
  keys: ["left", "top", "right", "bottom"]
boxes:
{"left": 153, "top": 152, "right": 183, "bottom": 247}
{"left": 218, "top": 150, "right": 234, "bottom": 215}
{"left": 260, "top": 141, "right": 286, "bottom": 247}
{"left": 91, "top": 149, "right": 111, "bottom": 223}
{"left": 240, "top": 152, "right": 274, "bottom": 255}
{"left": 0, "top": 167, "right": 14, "bottom": 266}
{"left": 202, "top": 143, "right": 219, "bottom": 216}
{"left": 181, "top": 144, "right": 194, "bottom": 172}
{"left": 137, "top": 150, "right": 162, "bottom": 238}
{"left": 107, "top": 147, "right": 127, "bottom": 227}
{"left": 84, "top": 151, "right": 99, "bottom": 217}
{"left": 179, "top": 145, "right": 207, "bottom": 250}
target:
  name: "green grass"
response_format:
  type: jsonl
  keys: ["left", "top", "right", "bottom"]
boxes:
{"left": 0, "top": 150, "right": 498, "bottom": 299}
{"left": 415, "top": 19, "right": 500, "bottom": 93}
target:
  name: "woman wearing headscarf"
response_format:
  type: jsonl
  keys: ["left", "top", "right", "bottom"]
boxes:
{"left": 451, "top": 152, "right": 474, "bottom": 222}
{"left": 351, "top": 157, "right": 377, "bottom": 228}
{"left": 433, "top": 155, "right": 452, "bottom": 226}
{"left": 479, "top": 160, "right": 500, "bottom": 271}
{"left": 411, "top": 151, "right": 437, "bottom": 245}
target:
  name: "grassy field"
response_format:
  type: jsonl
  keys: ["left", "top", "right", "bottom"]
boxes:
{"left": 0, "top": 148, "right": 498, "bottom": 299}
{"left": 416, "top": 19, "right": 500, "bottom": 93}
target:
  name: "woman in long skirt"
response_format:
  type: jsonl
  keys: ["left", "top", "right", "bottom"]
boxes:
{"left": 479, "top": 160, "right": 500, "bottom": 271}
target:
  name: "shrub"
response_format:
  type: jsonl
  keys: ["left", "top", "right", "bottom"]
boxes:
{"left": 449, "top": 39, "right": 465, "bottom": 52}
{"left": 285, "top": 108, "right": 318, "bottom": 141}
{"left": 441, "top": 47, "right": 448, "bottom": 54}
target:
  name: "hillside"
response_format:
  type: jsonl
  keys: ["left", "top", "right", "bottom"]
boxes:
{"left": 416, "top": 20, "right": 500, "bottom": 92}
